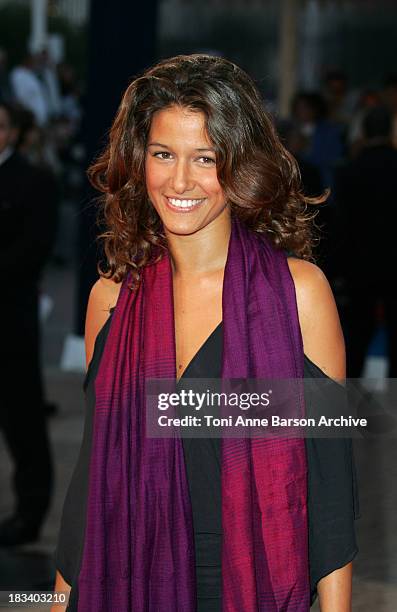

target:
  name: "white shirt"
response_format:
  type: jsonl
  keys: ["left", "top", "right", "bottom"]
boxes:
{"left": 10, "top": 66, "right": 49, "bottom": 126}
{"left": 40, "top": 66, "right": 61, "bottom": 117}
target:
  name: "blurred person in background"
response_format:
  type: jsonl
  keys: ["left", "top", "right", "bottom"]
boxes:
{"left": 10, "top": 52, "right": 49, "bottom": 127}
{"left": 323, "top": 70, "right": 356, "bottom": 132}
{"left": 55, "top": 61, "right": 84, "bottom": 206}
{"left": 36, "top": 48, "right": 62, "bottom": 121}
{"left": 57, "top": 62, "right": 82, "bottom": 134}
{"left": 277, "top": 120, "right": 323, "bottom": 198}
{"left": 289, "top": 93, "right": 345, "bottom": 284}
{"left": 14, "top": 105, "right": 60, "bottom": 174}
{"left": 291, "top": 91, "right": 344, "bottom": 193}
{"left": 335, "top": 106, "right": 397, "bottom": 378}
{"left": 12, "top": 105, "right": 62, "bottom": 405}
{"left": 0, "top": 101, "right": 57, "bottom": 545}
{"left": 348, "top": 89, "right": 381, "bottom": 156}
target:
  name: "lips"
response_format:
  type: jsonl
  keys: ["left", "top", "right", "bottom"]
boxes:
{"left": 165, "top": 196, "right": 206, "bottom": 211}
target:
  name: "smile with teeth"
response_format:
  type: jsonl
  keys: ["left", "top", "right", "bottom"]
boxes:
{"left": 167, "top": 197, "right": 205, "bottom": 209}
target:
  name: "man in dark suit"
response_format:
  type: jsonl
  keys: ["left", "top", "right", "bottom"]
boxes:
{"left": 0, "top": 102, "right": 57, "bottom": 545}
{"left": 335, "top": 106, "right": 397, "bottom": 378}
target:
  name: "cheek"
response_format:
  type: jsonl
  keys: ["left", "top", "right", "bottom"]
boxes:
{"left": 192, "top": 167, "right": 220, "bottom": 194}
{"left": 145, "top": 158, "right": 168, "bottom": 195}
{"left": 204, "top": 174, "right": 224, "bottom": 200}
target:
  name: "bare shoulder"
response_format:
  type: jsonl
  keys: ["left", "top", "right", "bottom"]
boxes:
{"left": 287, "top": 258, "right": 345, "bottom": 380}
{"left": 287, "top": 258, "right": 332, "bottom": 326}
{"left": 84, "top": 276, "right": 122, "bottom": 369}
{"left": 89, "top": 276, "right": 122, "bottom": 310}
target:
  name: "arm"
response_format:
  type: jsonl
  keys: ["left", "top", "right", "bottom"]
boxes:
{"left": 84, "top": 276, "right": 122, "bottom": 368}
{"left": 52, "top": 276, "right": 121, "bottom": 607}
{"left": 50, "top": 571, "right": 70, "bottom": 612}
{"left": 316, "top": 564, "right": 353, "bottom": 612}
{"left": 287, "top": 258, "right": 352, "bottom": 612}
{"left": 288, "top": 258, "right": 345, "bottom": 381}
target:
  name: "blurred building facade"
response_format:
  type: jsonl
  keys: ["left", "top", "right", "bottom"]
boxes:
{"left": 51, "top": 0, "right": 89, "bottom": 25}
{"left": 158, "top": 0, "right": 397, "bottom": 98}
{"left": 0, "top": 0, "right": 89, "bottom": 24}
{"left": 2, "top": 0, "right": 397, "bottom": 99}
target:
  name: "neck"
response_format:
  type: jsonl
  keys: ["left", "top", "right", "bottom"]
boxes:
{"left": 166, "top": 208, "right": 232, "bottom": 277}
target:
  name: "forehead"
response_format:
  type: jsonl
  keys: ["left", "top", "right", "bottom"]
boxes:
{"left": 148, "top": 106, "right": 212, "bottom": 147}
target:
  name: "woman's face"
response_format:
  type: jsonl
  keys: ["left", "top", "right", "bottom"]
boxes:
{"left": 145, "top": 105, "right": 227, "bottom": 236}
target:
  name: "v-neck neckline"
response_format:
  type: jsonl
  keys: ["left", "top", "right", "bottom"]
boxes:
{"left": 109, "top": 308, "right": 223, "bottom": 383}
{"left": 177, "top": 321, "right": 223, "bottom": 383}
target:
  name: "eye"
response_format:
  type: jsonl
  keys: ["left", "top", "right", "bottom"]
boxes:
{"left": 197, "top": 156, "right": 216, "bottom": 165}
{"left": 152, "top": 151, "right": 173, "bottom": 160}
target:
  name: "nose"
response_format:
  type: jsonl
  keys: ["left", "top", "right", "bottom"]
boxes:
{"left": 169, "top": 158, "right": 194, "bottom": 194}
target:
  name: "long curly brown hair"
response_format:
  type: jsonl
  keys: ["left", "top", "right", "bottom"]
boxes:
{"left": 88, "top": 54, "right": 325, "bottom": 285}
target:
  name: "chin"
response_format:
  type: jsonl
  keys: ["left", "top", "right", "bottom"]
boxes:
{"left": 163, "top": 221, "right": 203, "bottom": 236}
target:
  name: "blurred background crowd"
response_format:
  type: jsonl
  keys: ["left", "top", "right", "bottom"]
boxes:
{"left": 0, "top": 0, "right": 397, "bottom": 610}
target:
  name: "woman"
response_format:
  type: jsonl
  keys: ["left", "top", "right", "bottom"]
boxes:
{"left": 54, "top": 55, "right": 358, "bottom": 611}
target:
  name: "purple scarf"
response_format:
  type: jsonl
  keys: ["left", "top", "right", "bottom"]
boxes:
{"left": 77, "top": 219, "right": 309, "bottom": 611}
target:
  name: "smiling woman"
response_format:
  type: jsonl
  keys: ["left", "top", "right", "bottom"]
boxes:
{"left": 145, "top": 106, "right": 229, "bottom": 236}
{"left": 53, "top": 54, "right": 358, "bottom": 612}
{"left": 87, "top": 54, "right": 322, "bottom": 288}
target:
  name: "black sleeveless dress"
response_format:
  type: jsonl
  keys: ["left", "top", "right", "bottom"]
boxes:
{"left": 56, "top": 312, "right": 359, "bottom": 611}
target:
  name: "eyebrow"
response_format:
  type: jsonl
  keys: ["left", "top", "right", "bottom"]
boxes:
{"left": 147, "top": 141, "right": 215, "bottom": 152}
